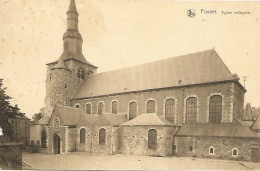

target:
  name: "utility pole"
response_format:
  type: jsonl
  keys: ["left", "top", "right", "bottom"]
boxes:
{"left": 241, "top": 76, "right": 248, "bottom": 88}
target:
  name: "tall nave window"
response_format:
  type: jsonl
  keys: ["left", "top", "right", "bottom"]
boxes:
{"left": 129, "top": 101, "right": 137, "bottom": 120}
{"left": 98, "top": 102, "right": 104, "bottom": 115}
{"left": 209, "top": 95, "right": 222, "bottom": 123}
{"left": 86, "top": 103, "right": 91, "bottom": 114}
{"left": 112, "top": 101, "right": 118, "bottom": 114}
{"left": 165, "top": 98, "right": 175, "bottom": 122}
{"left": 186, "top": 97, "right": 197, "bottom": 123}
{"left": 146, "top": 100, "right": 155, "bottom": 113}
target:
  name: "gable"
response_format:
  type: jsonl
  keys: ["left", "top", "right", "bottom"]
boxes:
{"left": 47, "top": 106, "right": 66, "bottom": 127}
{"left": 74, "top": 49, "right": 234, "bottom": 99}
{"left": 47, "top": 105, "right": 83, "bottom": 126}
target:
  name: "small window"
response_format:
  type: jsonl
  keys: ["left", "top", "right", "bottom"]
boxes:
{"left": 75, "top": 104, "right": 80, "bottom": 108}
{"left": 148, "top": 129, "right": 157, "bottom": 149}
{"left": 99, "top": 128, "right": 106, "bottom": 145}
{"left": 64, "top": 83, "right": 67, "bottom": 88}
{"left": 173, "top": 145, "right": 176, "bottom": 151}
{"left": 31, "top": 140, "right": 34, "bottom": 146}
{"left": 189, "top": 146, "right": 193, "bottom": 152}
{"left": 112, "top": 101, "right": 118, "bottom": 114}
{"left": 80, "top": 128, "right": 86, "bottom": 144}
{"left": 232, "top": 148, "right": 238, "bottom": 156}
{"left": 50, "top": 73, "right": 52, "bottom": 81}
{"left": 146, "top": 100, "right": 156, "bottom": 113}
{"left": 54, "top": 117, "right": 60, "bottom": 129}
{"left": 37, "top": 140, "right": 40, "bottom": 145}
{"left": 209, "top": 147, "right": 214, "bottom": 154}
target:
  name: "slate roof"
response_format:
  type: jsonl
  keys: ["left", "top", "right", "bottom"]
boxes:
{"left": 51, "top": 105, "right": 84, "bottom": 126}
{"left": 51, "top": 58, "right": 69, "bottom": 70}
{"left": 74, "top": 49, "right": 236, "bottom": 99}
{"left": 98, "top": 114, "right": 128, "bottom": 126}
{"left": 37, "top": 117, "right": 50, "bottom": 125}
{"left": 121, "top": 113, "right": 175, "bottom": 126}
{"left": 251, "top": 115, "right": 260, "bottom": 130}
{"left": 176, "top": 118, "right": 257, "bottom": 138}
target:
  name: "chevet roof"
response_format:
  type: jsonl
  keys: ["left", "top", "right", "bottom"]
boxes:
{"left": 121, "top": 113, "right": 175, "bottom": 126}
{"left": 74, "top": 49, "right": 235, "bottom": 99}
{"left": 176, "top": 118, "right": 258, "bottom": 138}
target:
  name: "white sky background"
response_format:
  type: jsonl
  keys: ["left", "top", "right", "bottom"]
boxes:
{"left": 0, "top": 0, "right": 260, "bottom": 119}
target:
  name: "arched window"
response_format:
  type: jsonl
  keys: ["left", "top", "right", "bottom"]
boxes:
{"left": 189, "top": 146, "right": 193, "bottom": 152}
{"left": 129, "top": 101, "right": 137, "bottom": 120}
{"left": 148, "top": 129, "right": 157, "bottom": 149}
{"left": 165, "top": 98, "right": 175, "bottom": 122}
{"left": 75, "top": 104, "right": 80, "bottom": 108}
{"left": 209, "top": 95, "right": 222, "bottom": 123}
{"left": 209, "top": 147, "right": 214, "bottom": 154}
{"left": 232, "top": 148, "right": 238, "bottom": 156}
{"left": 80, "top": 128, "right": 86, "bottom": 144}
{"left": 112, "top": 101, "right": 118, "bottom": 114}
{"left": 146, "top": 100, "right": 156, "bottom": 113}
{"left": 186, "top": 97, "right": 197, "bottom": 123}
{"left": 98, "top": 102, "right": 104, "bottom": 115}
{"left": 86, "top": 103, "right": 91, "bottom": 114}
{"left": 99, "top": 128, "right": 106, "bottom": 145}
{"left": 77, "top": 67, "right": 85, "bottom": 80}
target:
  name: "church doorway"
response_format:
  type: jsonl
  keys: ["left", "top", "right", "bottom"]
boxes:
{"left": 251, "top": 147, "right": 260, "bottom": 162}
{"left": 53, "top": 134, "right": 61, "bottom": 154}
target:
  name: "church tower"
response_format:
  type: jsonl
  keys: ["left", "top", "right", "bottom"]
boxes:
{"left": 44, "top": 0, "right": 97, "bottom": 117}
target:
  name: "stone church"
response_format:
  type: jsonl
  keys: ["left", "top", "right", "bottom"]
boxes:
{"left": 44, "top": 0, "right": 260, "bottom": 162}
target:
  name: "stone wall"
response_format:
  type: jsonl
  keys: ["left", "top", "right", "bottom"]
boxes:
{"left": 119, "top": 126, "right": 176, "bottom": 157}
{"left": 91, "top": 125, "right": 113, "bottom": 155}
{"left": 66, "top": 128, "right": 77, "bottom": 152}
{"left": 76, "top": 126, "right": 92, "bottom": 152}
{"left": 0, "top": 143, "right": 22, "bottom": 170}
{"left": 72, "top": 82, "right": 243, "bottom": 125}
{"left": 173, "top": 136, "right": 258, "bottom": 161}
{"left": 233, "top": 83, "right": 245, "bottom": 118}
{"left": 44, "top": 59, "right": 97, "bottom": 117}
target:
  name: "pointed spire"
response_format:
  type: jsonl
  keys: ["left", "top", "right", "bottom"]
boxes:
{"left": 67, "top": 0, "right": 78, "bottom": 14}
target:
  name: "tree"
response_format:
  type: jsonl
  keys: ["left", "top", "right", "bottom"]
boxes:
{"left": 0, "top": 78, "right": 20, "bottom": 140}
{"left": 32, "top": 112, "right": 44, "bottom": 124}
{"left": 32, "top": 107, "right": 45, "bottom": 124}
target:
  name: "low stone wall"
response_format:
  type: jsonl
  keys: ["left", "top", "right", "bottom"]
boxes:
{"left": 0, "top": 142, "right": 22, "bottom": 170}
{"left": 173, "top": 136, "right": 258, "bottom": 161}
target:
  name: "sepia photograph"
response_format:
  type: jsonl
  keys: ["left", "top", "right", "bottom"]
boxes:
{"left": 0, "top": 0, "right": 260, "bottom": 170}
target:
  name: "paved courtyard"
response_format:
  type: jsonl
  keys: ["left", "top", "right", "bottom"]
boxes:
{"left": 22, "top": 152, "right": 260, "bottom": 170}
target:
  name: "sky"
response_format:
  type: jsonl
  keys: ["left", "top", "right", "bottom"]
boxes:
{"left": 0, "top": 0, "right": 260, "bottom": 119}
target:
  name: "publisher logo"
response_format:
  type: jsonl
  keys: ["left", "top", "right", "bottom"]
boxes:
{"left": 187, "top": 9, "right": 196, "bottom": 18}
